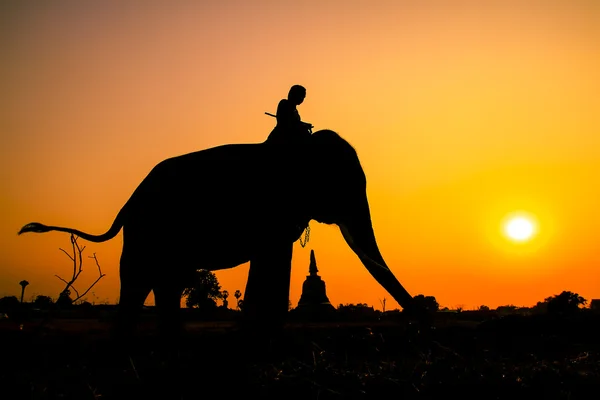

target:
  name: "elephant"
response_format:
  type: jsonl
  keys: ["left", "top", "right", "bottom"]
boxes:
{"left": 18, "top": 129, "right": 420, "bottom": 337}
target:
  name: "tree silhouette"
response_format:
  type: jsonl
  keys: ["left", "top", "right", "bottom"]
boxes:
{"left": 55, "top": 234, "right": 106, "bottom": 304}
{"left": 182, "top": 270, "right": 223, "bottom": 309}
{"left": 379, "top": 297, "right": 387, "bottom": 312}
{"left": 33, "top": 295, "right": 54, "bottom": 310}
{"left": 496, "top": 305, "right": 518, "bottom": 315}
{"left": 19, "top": 280, "right": 29, "bottom": 303}
{"left": 234, "top": 290, "right": 242, "bottom": 310}
{"left": 532, "top": 301, "right": 548, "bottom": 314}
{"left": 478, "top": 305, "right": 490, "bottom": 312}
{"left": 412, "top": 294, "right": 439, "bottom": 312}
{"left": 337, "top": 303, "right": 377, "bottom": 318}
{"left": 56, "top": 289, "right": 73, "bottom": 308}
{"left": 221, "top": 290, "right": 229, "bottom": 309}
{"left": 0, "top": 296, "right": 20, "bottom": 313}
{"left": 544, "top": 291, "right": 587, "bottom": 314}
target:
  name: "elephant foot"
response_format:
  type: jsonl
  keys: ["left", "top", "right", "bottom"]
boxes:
{"left": 235, "top": 318, "right": 287, "bottom": 361}
{"left": 109, "top": 320, "right": 137, "bottom": 352}
{"left": 238, "top": 319, "right": 284, "bottom": 339}
{"left": 403, "top": 304, "right": 434, "bottom": 330}
{"left": 154, "top": 323, "right": 184, "bottom": 358}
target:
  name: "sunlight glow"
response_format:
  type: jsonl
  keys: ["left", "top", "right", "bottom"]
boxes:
{"left": 503, "top": 214, "right": 537, "bottom": 242}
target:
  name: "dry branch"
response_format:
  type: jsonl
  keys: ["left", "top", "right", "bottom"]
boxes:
{"left": 54, "top": 234, "right": 106, "bottom": 303}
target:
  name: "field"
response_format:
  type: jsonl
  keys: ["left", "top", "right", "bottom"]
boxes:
{"left": 1, "top": 312, "right": 599, "bottom": 399}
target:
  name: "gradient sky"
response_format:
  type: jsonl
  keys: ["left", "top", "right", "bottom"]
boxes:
{"left": 1, "top": 1, "right": 599, "bottom": 310}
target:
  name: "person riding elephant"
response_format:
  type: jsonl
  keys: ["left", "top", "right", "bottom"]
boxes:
{"left": 266, "top": 84, "right": 313, "bottom": 146}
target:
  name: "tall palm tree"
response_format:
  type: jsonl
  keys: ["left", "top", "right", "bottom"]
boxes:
{"left": 234, "top": 290, "right": 242, "bottom": 310}
{"left": 222, "top": 290, "right": 229, "bottom": 308}
{"left": 19, "top": 280, "right": 29, "bottom": 303}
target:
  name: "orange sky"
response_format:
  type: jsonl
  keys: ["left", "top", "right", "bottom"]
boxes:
{"left": 1, "top": 1, "right": 599, "bottom": 310}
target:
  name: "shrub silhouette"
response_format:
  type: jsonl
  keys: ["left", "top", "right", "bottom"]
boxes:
{"left": 0, "top": 296, "right": 20, "bottom": 313}
{"left": 56, "top": 290, "right": 73, "bottom": 308}
{"left": 545, "top": 291, "right": 587, "bottom": 315}
{"left": 412, "top": 294, "right": 439, "bottom": 312}
{"left": 33, "top": 295, "right": 54, "bottom": 310}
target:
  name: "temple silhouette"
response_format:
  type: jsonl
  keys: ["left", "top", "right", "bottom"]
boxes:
{"left": 294, "top": 250, "right": 335, "bottom": 319}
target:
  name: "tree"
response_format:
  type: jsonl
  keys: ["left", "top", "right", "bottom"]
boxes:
{"left": 478, "top": 305, "right": 490, "bottom": 312}
{"left": 234, "top": 290, "right": 242, "bottom": 310}
{"left": 56, "top": 289, "right": 73, "bottom": 308}
{"left": 0, "top": 296, "right": 20, "bottom": 313}
{"left": 412, "top": 294, "right": 440, "bottom": 312}
{"left": 496, "top": 305, "right": 518, "bottom": 314}
{"left": 338, "top": 303, "right": 373, "bottom": 311}
{"left": 79, "top": 301, "right": 93, "bottom": 310}
{"left": 34, "top": 295, "right": 54, "bottom": 310}
{"left": 182, "top": 270, "right": 223, "bottom": 309}
{"left": 544, "top": 291, "right": 587, "bottom": 314}
{"left": 337, "top": 303, "right": 378, "bottom": 319}
{"left": 379, "top": 297, "right": 387, "bottom": 312}
{"left": 532, "top": 301, "right": 548, "bottom": 314}
{"left": 19, "top": 280, "right": 29, "bottom": 303}
{"left": 55, "top": 234, "right": 106, "bottom": 304}
{"left": 221, "top": 290, "right": 229, "bottom": 309}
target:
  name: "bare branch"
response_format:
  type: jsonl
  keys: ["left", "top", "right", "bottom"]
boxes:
{"left": 56, "top": 234, "right": 106, "bottom": 304}
{"left": 74, "top": 235, "right": 85, "bottom": 277}
{"left": 54, "top": 275, "right": 71, "bottom": 286}
{"left": 74, "top": 274, "right": 106, "bottom": 302}
{"left": 59, "top": 247, "right": 75, "bottom": 261}
{"left": 70, "top": 286, "right": 81, "bottom": 299}
{"left": 54, "top": 275, "right": 80, "bottom": 298}
{"left": 70, "top": 234, "right": 77, "bottom": 279}
{"left": 90, "top": 253, "right": 103, "bottom": 275}
{"left": 57, "top": 235, "right": 86, "bottom": 298}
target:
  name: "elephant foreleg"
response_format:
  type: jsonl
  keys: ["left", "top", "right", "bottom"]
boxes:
{"left": 242, "top": 241, "right": 293, "bottom": 328}
{"left": 154, "top": 283, "right": 185, "bottom": 341}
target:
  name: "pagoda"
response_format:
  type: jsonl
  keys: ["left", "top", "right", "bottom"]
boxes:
{"left": 296, "top": 250, "right": 335, "bottom": 315}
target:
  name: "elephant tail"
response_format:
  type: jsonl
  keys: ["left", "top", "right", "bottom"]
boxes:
{"left": 18, "top": 206, "right": 127, "bottom": 243}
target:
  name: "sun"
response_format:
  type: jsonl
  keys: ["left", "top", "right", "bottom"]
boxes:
{"left": 503, "top": 213, "right": 537, "bottom": 242}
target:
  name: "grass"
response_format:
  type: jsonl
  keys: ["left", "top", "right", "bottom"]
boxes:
{"left": 1, "top": 312, "right": 599, "bottom": 399}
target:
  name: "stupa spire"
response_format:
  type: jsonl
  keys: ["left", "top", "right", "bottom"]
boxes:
{"left": 296, "top": 249, "right": 335, "bottom": 317}
{"left": 309, "top": 249, "right": 318, "bottom": 275}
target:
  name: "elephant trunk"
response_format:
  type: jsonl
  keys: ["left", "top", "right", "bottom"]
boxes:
{"left": 339, "top": 198, "right": 415, "bottom": 311}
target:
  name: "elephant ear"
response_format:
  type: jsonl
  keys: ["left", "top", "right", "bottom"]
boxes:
{"left": 270, "top": 140, "right": 318, "bottom": 238}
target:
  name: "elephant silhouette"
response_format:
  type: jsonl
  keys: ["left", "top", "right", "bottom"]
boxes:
{"left": 18, "top": 129, "right": 420, "bottom": 337}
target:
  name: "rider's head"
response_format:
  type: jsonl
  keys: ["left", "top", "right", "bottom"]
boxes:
{"left": 288, "top": 85, "right": 306, "bottom": 106}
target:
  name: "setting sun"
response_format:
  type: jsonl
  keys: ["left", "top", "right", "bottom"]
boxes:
{"left": 503, "top": 214, "right": 537, "bottom": 242}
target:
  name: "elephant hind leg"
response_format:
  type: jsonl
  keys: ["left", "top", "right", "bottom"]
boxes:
{"left": 113, "top": 274, "right": 152, "bottom": 346}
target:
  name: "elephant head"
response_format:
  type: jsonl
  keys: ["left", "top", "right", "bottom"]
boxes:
{"left": 302, "top": 130, "right": 415, "bottom": 311}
